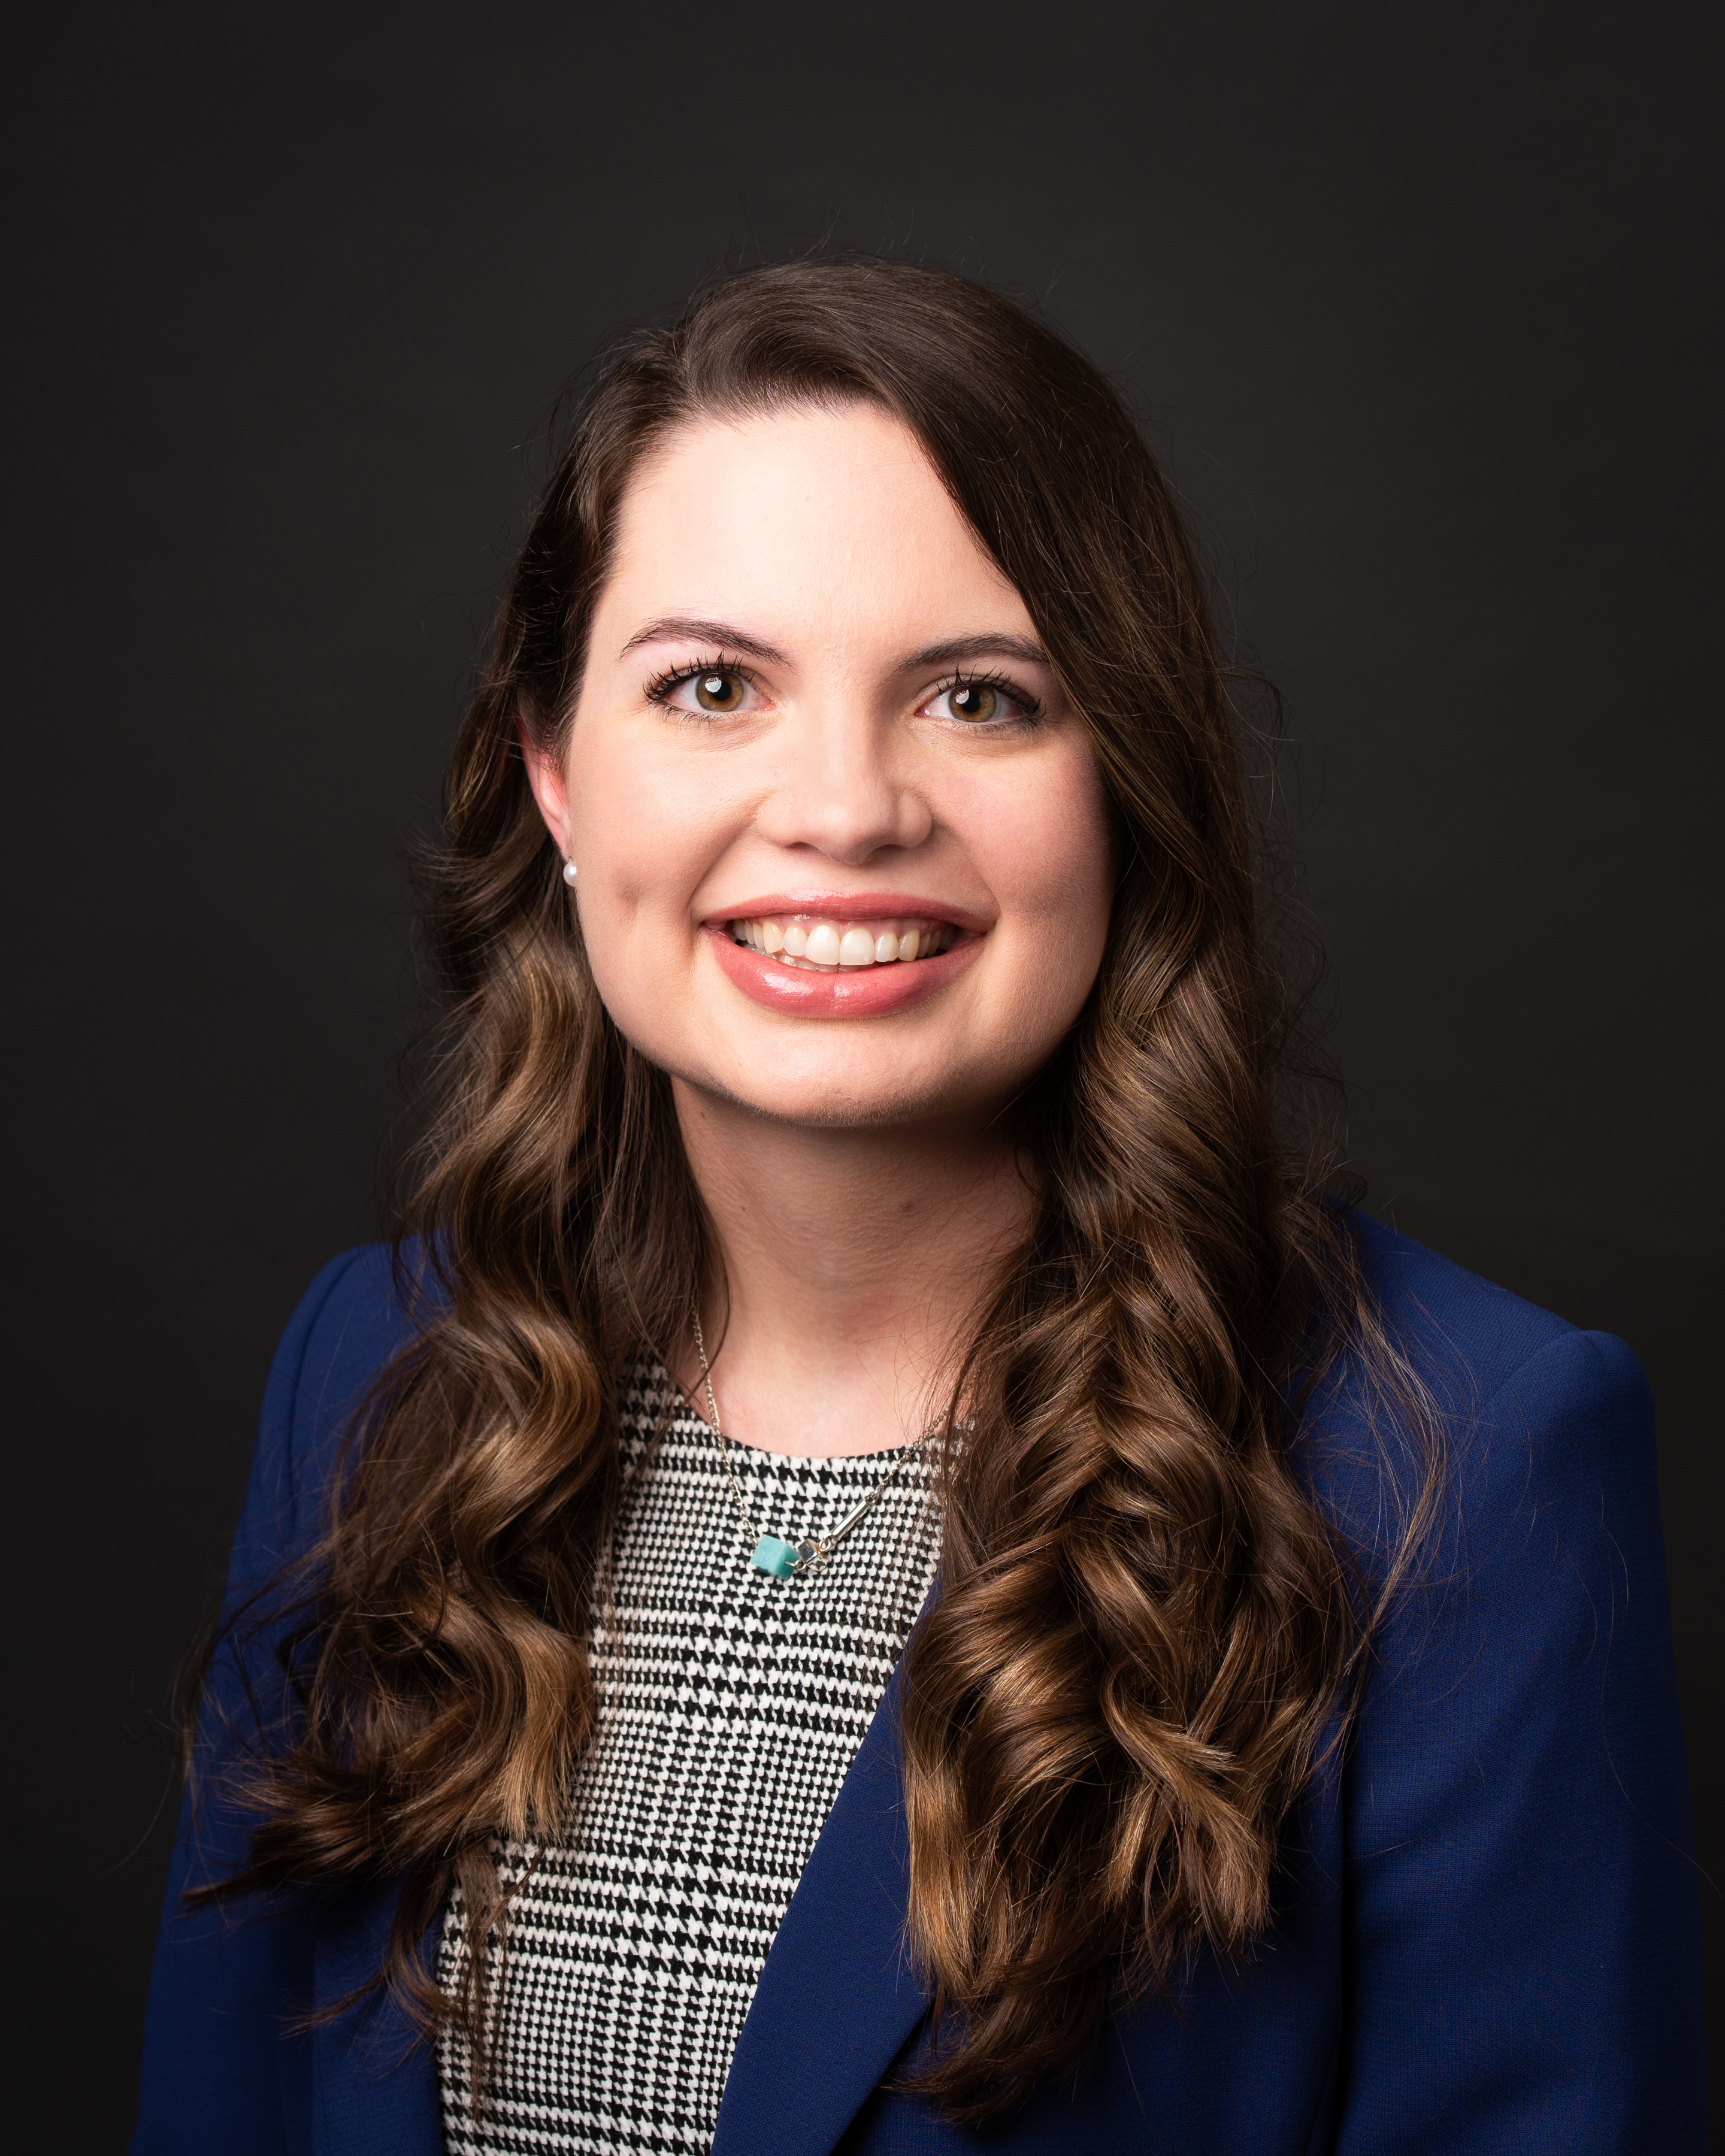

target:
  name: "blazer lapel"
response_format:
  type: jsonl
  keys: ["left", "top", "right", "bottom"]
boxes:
{"left": 310, "top": 1875, "right": 443, "bottom": 2156}
{"left": 712, "top": 1663, "right": 933, "bottom": 2156}
{"left": 302, "top": 1646, "right": 933, "bottom": 2156}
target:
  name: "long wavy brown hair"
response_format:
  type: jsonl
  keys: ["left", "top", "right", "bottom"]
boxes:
{"left": 196, "top": 255, "right": 1436, "bottom": 2123}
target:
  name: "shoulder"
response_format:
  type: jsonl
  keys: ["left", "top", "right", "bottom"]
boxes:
{"left": 1316, "top": 1225, "right": 1703, "bottom": 2132}
{"left": 229, "top": 1240, "right": 433, "bottom": 1585}
{"left": 1315, "top": 1210, "right": 1653, "bottom": 1528}
{"left": 1311, "top": 1224, "right": 1656, "bottom": 1595}
{"left": 1347, "top": 1208, "right": 1626, "bottom": 1405}
{"left": 1311, "top": 1215, "right": 1675, "bottom": 1819}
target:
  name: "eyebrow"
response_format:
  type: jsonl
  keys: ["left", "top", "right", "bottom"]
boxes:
{"left": 618, "top": 616, "right": 1051, "bottom": 673}
{"left": 619, "top": 617, "right": 789, "bottom": 664}
{"left": 900, "top": 632, "right": 1051, "bottom": 671}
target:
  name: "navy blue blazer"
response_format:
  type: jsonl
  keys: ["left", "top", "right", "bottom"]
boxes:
{"left": 131, "top": 1217, "right": 1706, "bottom": 2152}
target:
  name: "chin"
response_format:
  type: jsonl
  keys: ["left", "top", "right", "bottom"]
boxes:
{"left": 676, "top": 1050, "right": 1004, "bottom": 1133}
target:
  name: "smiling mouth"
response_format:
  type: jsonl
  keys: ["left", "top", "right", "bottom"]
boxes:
{"left": 726, "top": 914, "right": 962, "bottom": 972}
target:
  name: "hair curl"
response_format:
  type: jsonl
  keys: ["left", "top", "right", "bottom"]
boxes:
{"left": 194, "top": 255, "right": 1437, "bottom": 2123}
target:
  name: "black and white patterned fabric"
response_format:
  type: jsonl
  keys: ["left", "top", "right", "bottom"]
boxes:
{"left": 436, "top": 1362, "right": 943, "bottom": 2155}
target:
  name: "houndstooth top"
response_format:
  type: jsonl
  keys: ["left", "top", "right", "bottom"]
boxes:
{"left": 435, "top": 1362, "right": 943, "bottom": 2155}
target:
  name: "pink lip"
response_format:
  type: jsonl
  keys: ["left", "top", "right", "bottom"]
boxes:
{"left": 702, "top": 891, "right": 980, "bottom": 929}
{"left": 705, "top": 922, "right": 982, "bottom": 1018}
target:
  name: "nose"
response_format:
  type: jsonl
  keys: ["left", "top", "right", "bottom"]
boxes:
{"left": 753, "top": 698, "right": 933, "bottom": 864}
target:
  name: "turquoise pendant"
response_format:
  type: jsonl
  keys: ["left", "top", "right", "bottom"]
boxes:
{"left": 750, "top": 1534, "right": 801, "bottom": 1579}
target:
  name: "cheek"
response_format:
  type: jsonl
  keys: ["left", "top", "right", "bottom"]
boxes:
{"left": 563, "top": 734, "right": 679, "bottom": 1037}
{"left": 569, "top": 728, "right": 704, "bottom": 918}
{"left": 984, "top": 747, "right": 1115, "bottom": 940}
{"left": 957, "top": 749, "right": 1113, "bottom": 1058}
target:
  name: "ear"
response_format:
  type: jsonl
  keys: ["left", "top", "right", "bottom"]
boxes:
{"left": 519, "top": 715, "right": 573, "bottom": 858}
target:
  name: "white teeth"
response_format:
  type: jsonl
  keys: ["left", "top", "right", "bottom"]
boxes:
{"left": 839, "top": 927, "right": 877, "bottom": 967}
{"left": 727, "top": 913, "right": 959, "bottom": 970}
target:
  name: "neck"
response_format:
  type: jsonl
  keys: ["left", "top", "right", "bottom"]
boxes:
{"left": 671, "top": 1078, "right": 1031, "bottom": 1456}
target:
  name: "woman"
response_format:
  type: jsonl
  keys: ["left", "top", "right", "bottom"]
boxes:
{"left": 131, "top": 257, "right": 1705, "bottom": 2152}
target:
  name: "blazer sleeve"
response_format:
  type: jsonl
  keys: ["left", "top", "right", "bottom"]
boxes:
{"left": 1333, "top": 1327, "right": 1707, "bottom": 2151}
{"left": 129, "top": 1247, "right": 390, "bottom": 2156}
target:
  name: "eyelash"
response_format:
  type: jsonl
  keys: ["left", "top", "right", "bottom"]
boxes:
{"left": 644, "top": 657, "right": 1043, "bottom": 727}
{"left": 932, "top": 667, "right": 1043, "bottom": 726}
{"left": 644, "top": 653, "right": 761, "bottom": 711}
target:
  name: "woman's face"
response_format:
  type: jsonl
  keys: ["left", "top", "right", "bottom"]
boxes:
{"left": 528, "top": 401, "right": 1114, "bottom": 1131}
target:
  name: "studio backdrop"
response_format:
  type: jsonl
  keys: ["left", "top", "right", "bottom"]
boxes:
{"left": 10, "top": 3, "right": 1718, "bottom": 2148}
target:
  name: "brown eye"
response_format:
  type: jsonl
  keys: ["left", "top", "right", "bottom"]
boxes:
{"left": 949, "top": 682, "right": 1000, "bottom": 722}
{"left": 694, "top": 671, "right": 744, "bottom": 712}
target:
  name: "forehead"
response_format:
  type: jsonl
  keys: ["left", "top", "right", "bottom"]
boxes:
{"left": 599, "top": 403, "right": 1031, "bottom": 656}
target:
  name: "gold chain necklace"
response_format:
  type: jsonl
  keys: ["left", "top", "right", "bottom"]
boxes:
{"left": 690, "top": 1306, "right": 939, "bottom": 1580}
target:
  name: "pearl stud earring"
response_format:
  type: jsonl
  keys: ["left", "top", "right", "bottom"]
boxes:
{"left": 562, "top": 858, "right": 578, "bottom": 885}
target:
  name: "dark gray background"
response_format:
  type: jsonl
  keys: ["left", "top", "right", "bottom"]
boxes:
{"left": 10, "top": 2, "right": 1718, "bottom": 2145}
